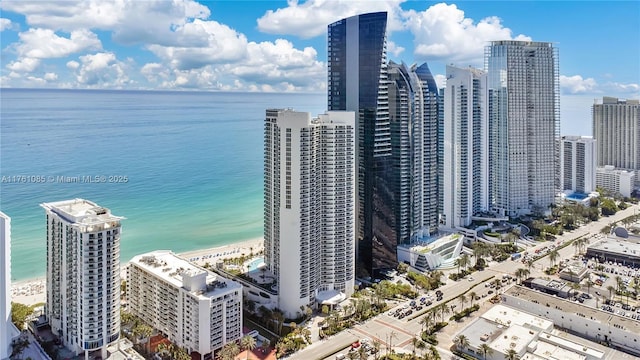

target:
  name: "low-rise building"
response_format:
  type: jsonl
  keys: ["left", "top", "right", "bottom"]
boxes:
{"left": 586, "top": 238, "right": 640, "bottom": 267}
{"left": 452, "top": 303, "right": 605, "bottom": 360}
{"left": 396, "top": 233, "right": 464, "bottom": 271}
{"left": 559, "top": 262, "right": 590, "bottom": 283}
{"left": 502, "top": 285, "right": 640, "bottom": 356}
{"left": 127, "top": 251, "right": 243, "bottom": 360}
{"left": 596, "top": 165, "right": 635, "bottom": 197}
{"left": 522, "top": 278, "right": 572, "bottom": 298}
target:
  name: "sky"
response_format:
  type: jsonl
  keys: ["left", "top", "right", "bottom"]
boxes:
{"left": 1, "top": 0, "right": 639, "bottom": 135}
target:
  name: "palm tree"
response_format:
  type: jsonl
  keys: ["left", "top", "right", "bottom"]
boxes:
{"left": 453, "top": 334, "right": 469, "bottom": 351}
{"left": 411, "top": 336, "right": 423, "bottom": 358}
{"left": 439, "top": 304, "right": 450, "bottom": 323}
{"left": 419, "top": 313, "right": 431, "bottom": 334}
{"left": 615, "top": 276, "right": 624, "bottom": 293}
{"left": 548, "top": 249, "right": 559, "bottom": 269}
{"left": 260, "top": 339, "right": 270, "bottom": 355}
{"left": 504, "top": 348, "right": 520, "bottom": 360}
{"left": 132, "top": 323, "right": 154, "bottom": 354}
{"left": 458, "top": 294, "right": 467, "bottom": 310}
{"left": 478, "top": 343, "right": 493, "bottom": 360}
{"left": 493, "top": 278, "right": 502, "bottom": 289}
{"left": 468, "top": 291, "right": 477, "bottom": 308}
{"left": 372, "top": 339, "right": 381, "bottom": 360}
{"left": 526, "top": 258, "right": 535, "bottom": 272}
{"left": 272, "top": 308, "right": 285, "bottom": 335}
{"left": 218, "top": 342, "right": 239, "bottom": 360}
{"left": 570, "top": 282, "right": 581, "bottom": 297}
{"left": 607, "top": 285, "right": 616, "bottom": 300}
{"left": 173, "top": 346, "right": 191, "bottom": 360}
{"left": 472, "top": 242, "right": 486, "bottom": 268}
{"left": 585, "top": 279, "right": 594, "bottom": 295}
{"left": 455, "top": 258, "right": 462, "bottom": 276}
{"left": 428, "top": 345, "right": 441, "bottom": 360}
{"left": 515, "top": 268, "right": 526, "bottom": 284}
{"left": 356, "top": 345, "right": 367, "bottom": 360}
{"left": 519, "top": 268, "right": 530, "bottom": 284}
{"left": 240, "top": 335, "right": 256, "bottom": 360}
{"left": 459, "top": 254, "right": 470, "bottom": 272}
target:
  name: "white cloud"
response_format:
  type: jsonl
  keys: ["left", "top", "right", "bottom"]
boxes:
{"left": 66, "top": 60, "right": 80, "bottom": 70}
{"left": 15, "top": 28, "right": 101, "bottom": 58}
{"left": 256, "top": 0, "right": 405, "bottom": 38}
{"left": 225, "top": 39, "right": 325, "bottom": 90}
{"left": 387, "top": 40, "right": 405, "bottom": 57}
{"left": 6, "top": 58, "right": 41, "bottom": 72}
{"left": 560, "top": 75, "right": 598, "bottom": 94}
{"left": 434, "top": 74, "right": 446, "bottom": 90}
{"left": 162, "top": 67, "right": 221, "bottom": 89}
{"left": 0, "top": 18, "right": 15, "bottom": 31}
{"left": 146, "top": 19, "right": 248, "bottom": 70}
{"left": 603, "top": 81, "right": 640, "bottom": 95}
{"left": 141, "top": 62, "right": 170, "bottom": 83}
{"left": 405, "top": 3, "right": 531, "bottom": 65}
{"left": 43, "top": 72, "right": 58, "bottom": 81}
{"left": 147, "top": 38, "right": 326, "bottom": 92}
{"left": 72, "top": 52, "right": 131, "bottom": 87}
{"left": 0, "top": 0, "right": 210, "bottom": 46}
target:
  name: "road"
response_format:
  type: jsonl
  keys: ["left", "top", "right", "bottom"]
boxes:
{"left": 287, "top": 203, "right": 640, "bottom": 360}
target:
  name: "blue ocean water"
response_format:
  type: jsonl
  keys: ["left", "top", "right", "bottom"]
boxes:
{"left": 0, "top": 88, "right": 325, "bottom": 281}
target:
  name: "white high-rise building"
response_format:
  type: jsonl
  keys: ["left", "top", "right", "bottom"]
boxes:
{"left": 442, "top": 65, "right": 489, "bottom": 228}
{"left": 264, "top": 109, "right": 356, "bottom": 318}
{"left": 1, "top": 212, "right": 19, "bottom": 360}
{"left": 592, "top": 96, "right": 640, "bottom": 187}
{"left": 42, "top": 199, "right": 123, "bottom": 360}
{"left": 560, "top": 136, "right": 597, "bottom": 194}
{"left": 127, "top": 251, "right": 242, "bottom": 360}
{"left": 487, "top": 40, "right": 560, "bottom": 217}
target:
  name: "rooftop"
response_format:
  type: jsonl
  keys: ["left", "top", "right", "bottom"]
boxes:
{"left": 587, "top": 238, "right": 640, "bottom": 258}
{"left": 504, "top": 286, "right": 640, "bottom": 334}
{"left": 482, "top": 304, "right": 553, "bottom": 330}
{"left": 490, "top": 322, "right": 536, "bottom": 355}
{"left": 129, "top": 250, "right": 241, "bottom": 298}
{"left": 41, "top": 198, "right": 124, "bottom": 226}
{"left": 399, "top": 233, "right": 461, "bottom": 253}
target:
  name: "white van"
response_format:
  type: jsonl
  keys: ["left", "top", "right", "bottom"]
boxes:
{"left": 335, "top": 354, "right": 346, "bottom": 360}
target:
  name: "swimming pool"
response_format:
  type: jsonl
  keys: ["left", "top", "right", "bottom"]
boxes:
{"left": 246, "top": 257, "right": 266, "bottom": 272}
{"left": 566, "top": 192, "right": 588, "bottom": 201}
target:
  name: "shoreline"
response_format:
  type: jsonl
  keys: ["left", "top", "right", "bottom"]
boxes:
{"left": 11, "top": 237, "right": 264, "bottom": 306}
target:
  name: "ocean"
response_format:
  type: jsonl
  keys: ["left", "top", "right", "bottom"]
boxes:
{"left": 0, "top": 88, "right": 326, "bottom": 281}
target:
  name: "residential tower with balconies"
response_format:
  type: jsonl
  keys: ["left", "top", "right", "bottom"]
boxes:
{"left": 127, "top": 251, "right": 242, "bottom": 360}
{"left": 42, "top": 199, "right": 123, "bottom": 360}
{"left": 264, "top": 109, "right": 356, "bottom": 318}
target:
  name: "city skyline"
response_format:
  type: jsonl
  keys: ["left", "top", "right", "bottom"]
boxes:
{"left": 1, "top": 1, "right": 638, "bottom": 136}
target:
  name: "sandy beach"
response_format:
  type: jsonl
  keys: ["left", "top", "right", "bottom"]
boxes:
{"left": 10, "top": 237, "right": 264, "bottom": 306}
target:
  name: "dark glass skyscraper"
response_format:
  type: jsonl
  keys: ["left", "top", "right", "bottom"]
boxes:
{"left": 328, "top": 12, "right": 395, "bottom": 275}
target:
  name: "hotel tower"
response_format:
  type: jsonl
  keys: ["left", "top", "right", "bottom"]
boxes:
{"left": 42, "top": 199, "right": 123, "bottom": 360}
{"left": 486, "top": 40, "right": 560, "bottom": 217}
{"left": 592, "top": 96, "right": 640, "bottom": 188}
{"left": 264, "top": 109, "right": 355, "bottom": 318}
{"left": 442, "top": 65, "right": 489, "bottom": 228}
